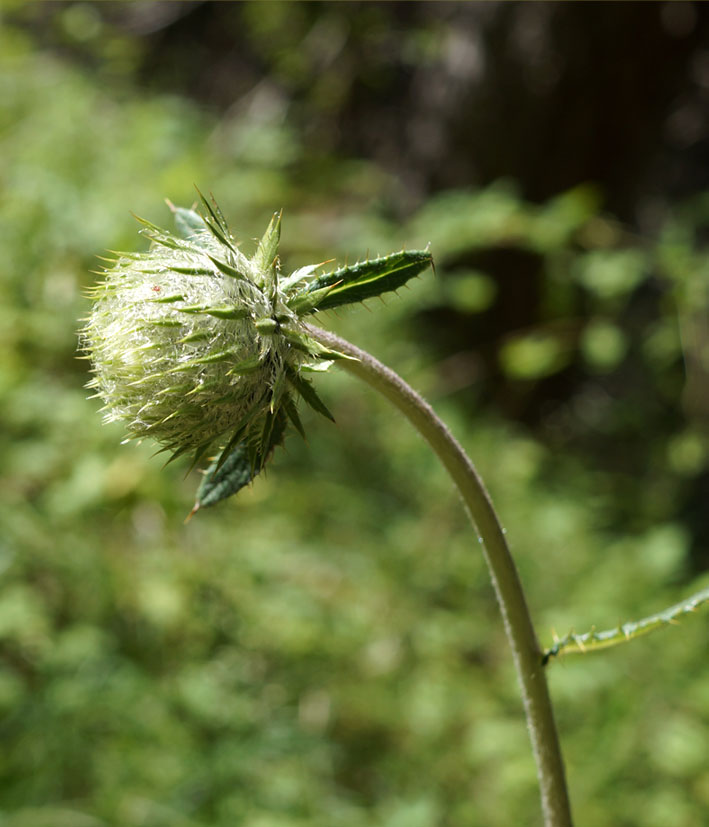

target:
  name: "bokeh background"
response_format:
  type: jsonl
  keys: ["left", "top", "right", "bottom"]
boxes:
{"left": 2, "top": 2, "right": 709, "bottom": 825}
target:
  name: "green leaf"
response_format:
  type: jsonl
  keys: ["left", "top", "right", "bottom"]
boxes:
{"left": 191, "top": 443, "right": 254, "bottom": 512}
{"left": 169, "top": 203, "right": 208, "bottom": 240}
{"left": 286, "top": 366, "right": 335, "bottom": 422}
{"left": 279, "top": 325, "right": 351, "bottom": 362}
{"left": 206, "top": 253, "right": 251, "bottom": 282}
{"left": 227, "top": 355, "right": 265, "bottom": 375}
{"left": 543, "top": 584, "right": 709, "bottom": 664}
{"left": 293, "top": 249, "right": 433, "bottom": 313}
{"left": 195, "top": 188, "right": 239, "bottom": 255}
{"left": 132, "top": 215, "right": 193, "bottom": 252}
{"left": 175, "top": 303, "right": 249, "bottom": 320}
{"left": 286, "top": 283, "right": 339, "bottom": 315}
{"left": 146, "top": 293, "right": 186, "bottom": 304}
{"left": 253, "top": 211, "right": 282, "bottom": 276}
{"left": 282, "top": 394, "right": 306, "bottom": 440}
{"left": 170, "top": 265, "right": 215, "bottom": 276}
{"left": 168, "top": 349, "right": 239, "bottom": 370}
{"left": 191, "top": 409, "right": 287, "bottom": 513}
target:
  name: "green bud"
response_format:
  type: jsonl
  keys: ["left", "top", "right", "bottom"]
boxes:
{"left": 83, "top": 197, "right": 312, "bottom": 466}
{"left": 82, "top": 193, "right": 433, "bottom": 507}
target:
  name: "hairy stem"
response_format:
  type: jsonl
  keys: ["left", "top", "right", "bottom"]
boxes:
{"left": 308, "top": 324, "right": 573, "bottom": 827}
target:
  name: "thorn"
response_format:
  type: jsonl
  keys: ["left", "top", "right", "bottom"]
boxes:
{"left": 165, "top": 198, "right": 176, "bottom": 213}
{"left": 316, "top": 259, "right": 336, "bottom": 272}
{"left": 184, "top": 503, "right": 199, "bottom": 523}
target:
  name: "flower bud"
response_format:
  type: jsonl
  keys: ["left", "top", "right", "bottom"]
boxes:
{"left": 83, "top": 198, "right": 316, "bottom": 466}
{"left": 83, "top": 193, "right": 432, "bottom": 506}
{"left": 85, "top": 251, "right": 298, "bottom": 457}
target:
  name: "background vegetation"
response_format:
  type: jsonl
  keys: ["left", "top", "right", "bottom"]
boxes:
{"left": 2, "top": 3, "right": 709, "bottom": 825}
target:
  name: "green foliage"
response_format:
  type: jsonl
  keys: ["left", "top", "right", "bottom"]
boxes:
{"left": 193, "top": 410, "right": 287, "bottom": 515}
{"left": 298, "top": 250, "right": 433, "bottom": 312}
{"left": 2, "top": 13, "right": 709, "bottom": 827}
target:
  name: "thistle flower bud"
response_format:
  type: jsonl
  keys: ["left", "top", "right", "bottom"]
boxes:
{"left": 83, "top": 192, "right": 433, "bottom": 508}
{"left": 85, "top": 217, "right": 301, "bottom": 460}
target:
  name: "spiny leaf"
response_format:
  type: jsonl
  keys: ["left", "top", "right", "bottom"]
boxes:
{"left": 191, "top": 444, "right": 254, "bottom": 512}
{"left": 203, "top": 216, "right": 235, "bottom": 253}
{"left": 215, "top": 423, "right": 249, "bottom": 472}
{"left": 227, "top": 355, "right": 265, "bottom": 375}
{"left": 286, "top": 366, "right": 335, "bottom": 422}
{"left": 270, "top": 368, "right": 287, "bottom": 413}
{"left": 280, "top": 263, "right": 322, "bottom": 291}
{"left": 543, "top": 584, "right": 709, "bottom": 664}
{"left": 206, "top": 253, "right": 251, "bottom": 282}
{"left": 174, "top": 303, "right": 249, "bottom": 320}
{"left": 132, "top": 214, "right": 193, "bottom": 252}
{"left": 287, "top": 282, "right": 340, "bottom": 315}
{"left": 282, "top": 393, "right": 306, "bottom": 440}
{"left": 147, "top": 318, "right": 184, "bottom": 328}
{"left": 191, "top": 409, "right": 288, "bottom": 514}
{"left": 253, "top": 211, "right": 282, "bottom": 276}
{"left": 170, "top": 265, "right": 215, "bottom": 276}
{"left": 199, "top": 306, "right": 251, "bottom": 320}
{"left": 260, "top": 408, "right": 278, "bottom": 451}
{"left": 295, "top": 249, "right": 433, "bottom": 313}
{"left": 279, "top": 325, "right": 351, "bottom": 362}
{"left": 195, "top": 188, "right": 229, "bottom": 236}
{"left": 168, "top": 349, "right": 239, "bottom": 370}
{"left": 146, "top": 293, "right": 186, "bottom": 304}
{"left": 195, "top": 188, "right": 239, "bottom": 253}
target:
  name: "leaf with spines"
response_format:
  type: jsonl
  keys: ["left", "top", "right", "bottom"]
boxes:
{"left": 289, "top": 249, "right": 433, "bottom": 313}
{"left": 190, "top": 409, "right": 288, "bottom": 516}
{"left": 286, "top": 366, "right": 335, "bottom": 422}
{"left": 195, "top": 189, "right": 232, "bottom": 241}
{"left": 279, "top": 324, "right": 352, "bottom": 362}
{"left": 206, "top": 253, "right": 251, "bottom": 282}
{"left": 543, "top": 584, "right": 709, "bottom": 663}
{"left": 282, "top": 394, "right": 306, "bottom": 439}
{"left": 253, "top": 211, "right": 282, "bottom": 278}
{"left": 132, "top": 214, "right": 194, "bottom": 252}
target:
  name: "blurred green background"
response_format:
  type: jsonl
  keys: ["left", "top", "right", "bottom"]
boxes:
{"left": 2, "top": 3, "right": 709, "bottom": 825}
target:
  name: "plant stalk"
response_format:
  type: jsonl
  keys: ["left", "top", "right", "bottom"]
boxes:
{"left": 308, "top": 324, "right": 573, "bottom": 827}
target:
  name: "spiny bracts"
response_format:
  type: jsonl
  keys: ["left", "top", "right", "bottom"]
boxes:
{"left": 82, "top": 192, "right": 432, "bottom": 508}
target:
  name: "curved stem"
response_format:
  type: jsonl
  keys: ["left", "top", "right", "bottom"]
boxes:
{"left": 307, "top": 324, "right": 573, "bottom": 827}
